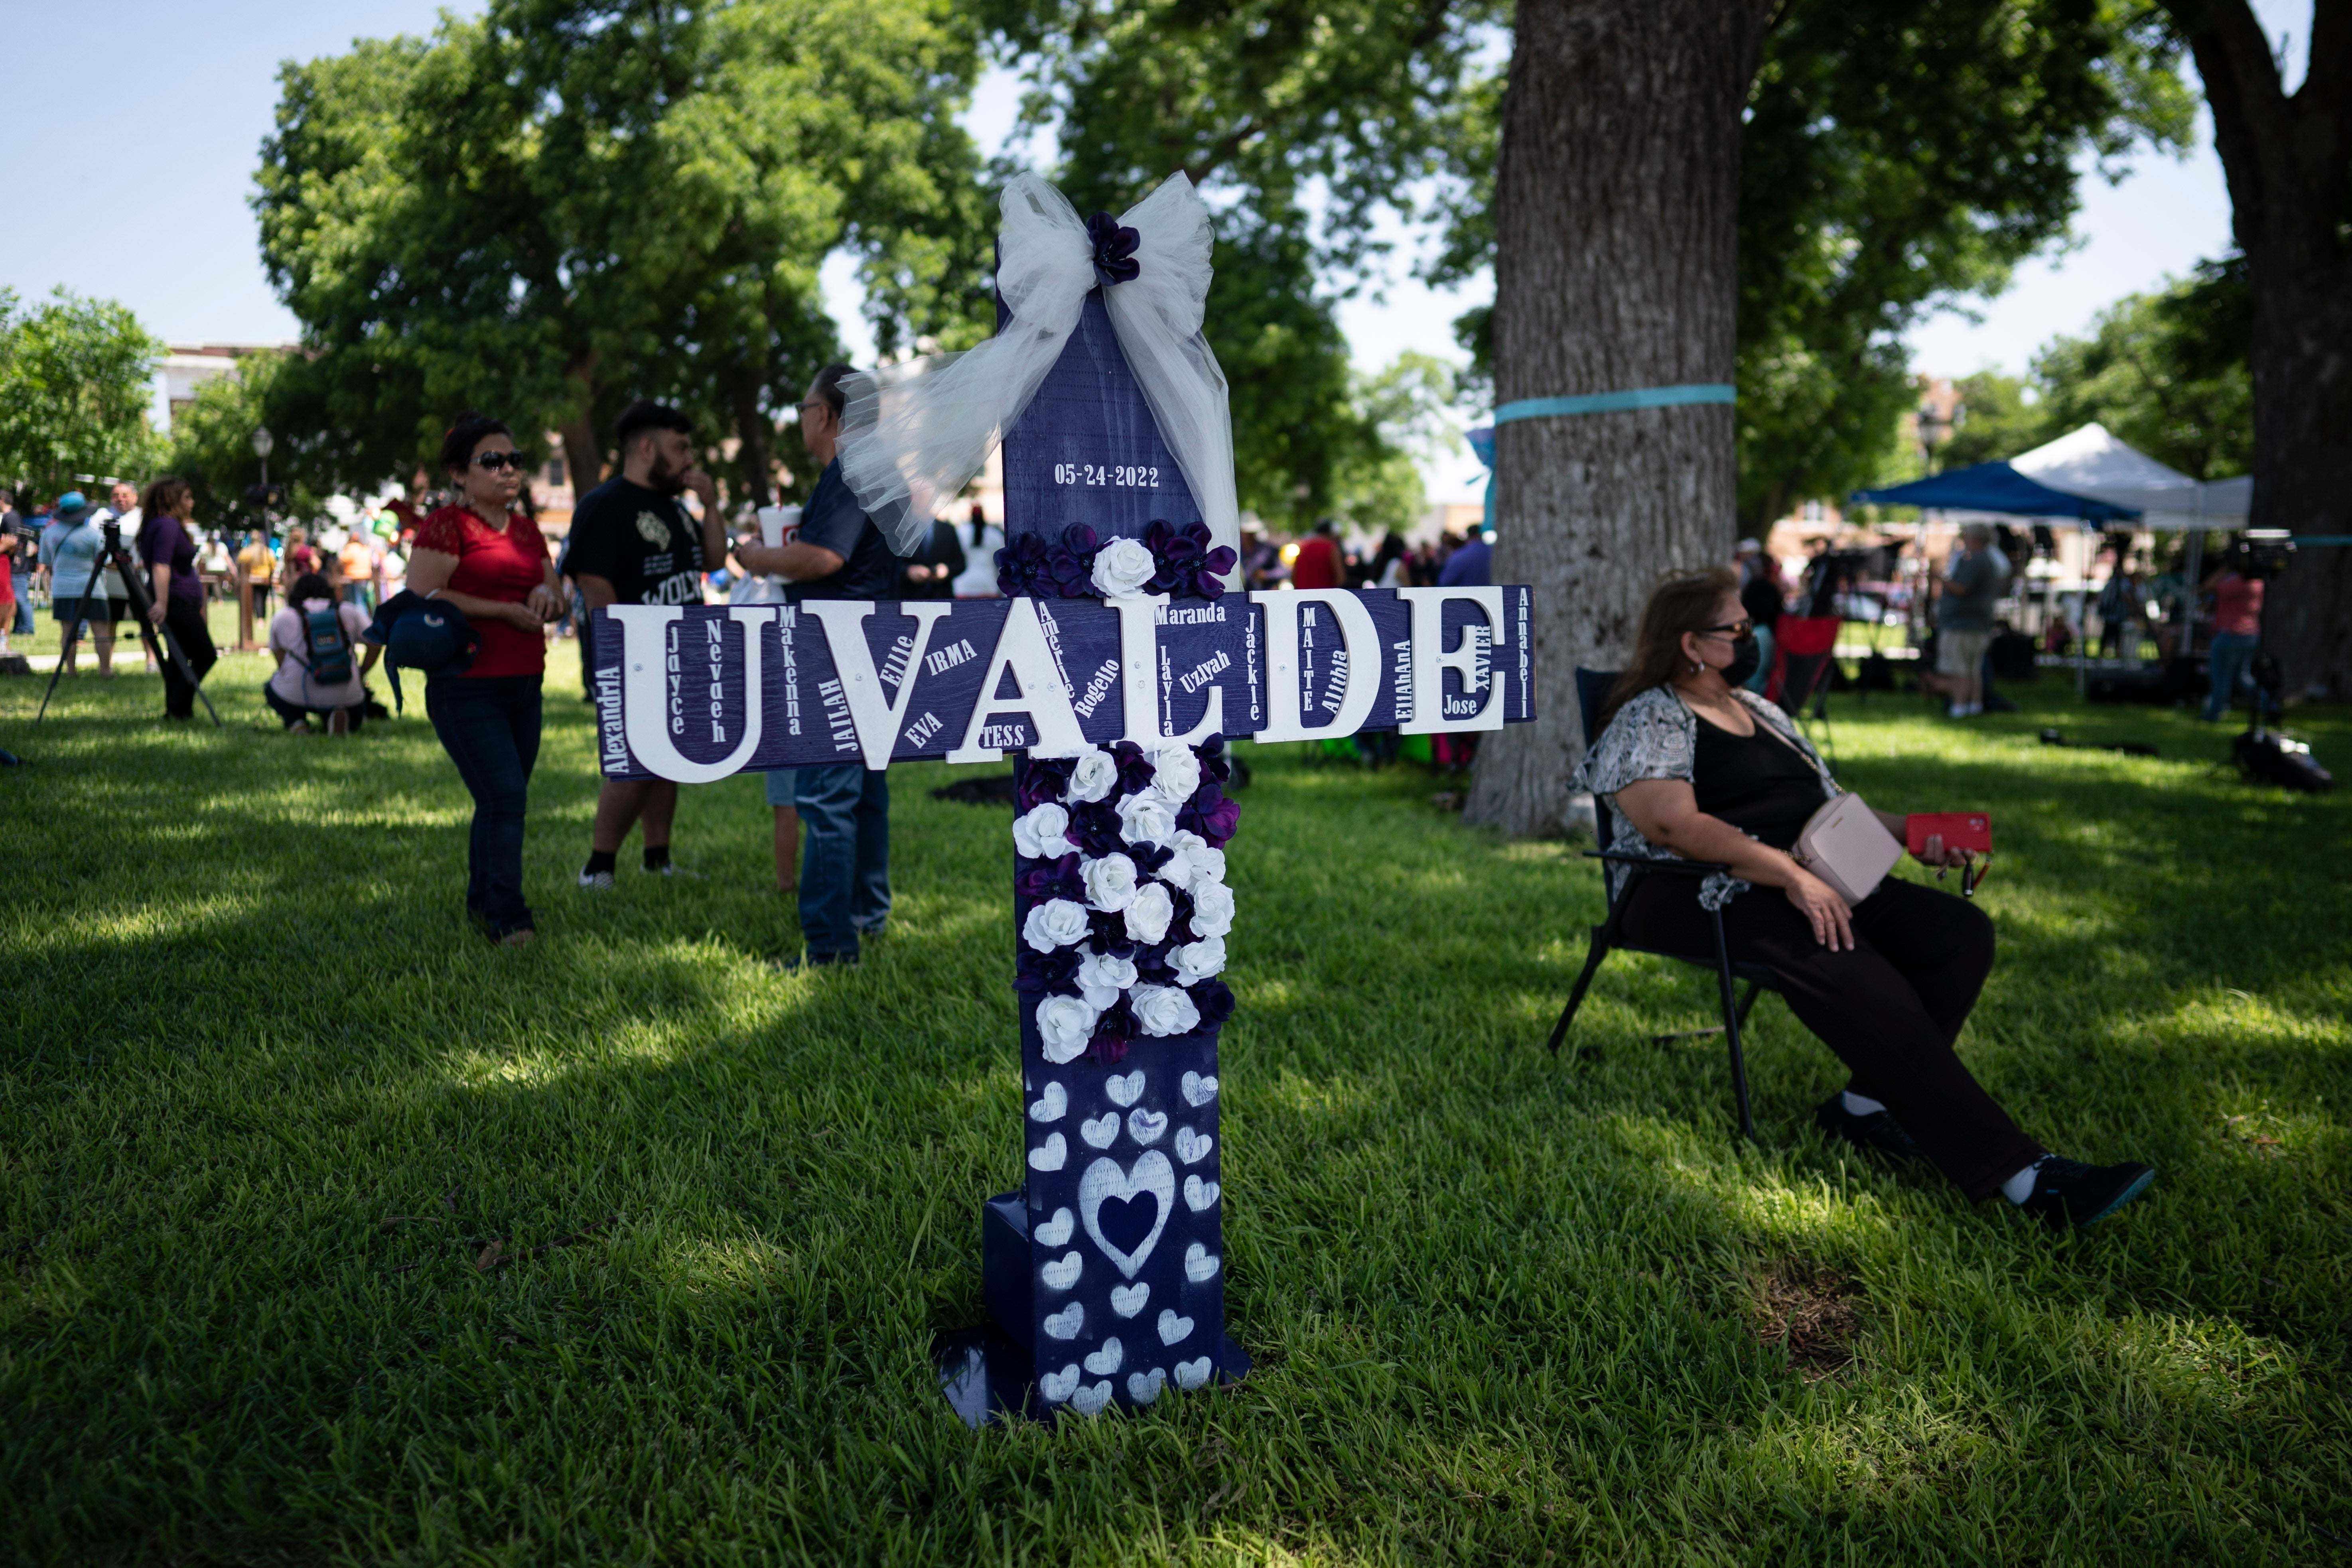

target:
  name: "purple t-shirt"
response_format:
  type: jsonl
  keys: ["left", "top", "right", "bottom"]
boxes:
{"left": 138, "top": 513, "right": 204, "bottom": 606}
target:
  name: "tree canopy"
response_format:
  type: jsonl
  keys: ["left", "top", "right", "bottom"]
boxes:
{"left": 254, "top": 0, "right": 990, "bottom": 508}
{"left": 0, "top": 288, "right": 163, "bottom": 502}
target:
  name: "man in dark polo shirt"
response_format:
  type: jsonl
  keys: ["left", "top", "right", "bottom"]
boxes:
{"left": 737, "top": 364, "right": 903, "bottom": 966}
{"left": 568, "top": 400, "right": 728, "bottom": 888}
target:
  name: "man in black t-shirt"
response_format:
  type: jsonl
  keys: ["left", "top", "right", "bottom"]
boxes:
{"left": 569, "top": 400, "right": 729, "bottom": 889}
{"left": 737, "top": 364, "right": 905, "bottom": 965}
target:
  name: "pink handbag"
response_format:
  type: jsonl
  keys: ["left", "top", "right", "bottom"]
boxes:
{"left": 1789, "top": 792, "right": 1903, "bottom": 904}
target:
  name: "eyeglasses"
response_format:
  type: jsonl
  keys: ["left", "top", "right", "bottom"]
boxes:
{"left": 1697, "top": 619, "right": 1755, "bottom": 642}
{"left": 472, "top": 452, "right": 530, "bottom": 472}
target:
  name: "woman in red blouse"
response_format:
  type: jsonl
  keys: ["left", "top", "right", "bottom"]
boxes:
{"left": 406, "top": 413, "right": 567, "bottom": 945}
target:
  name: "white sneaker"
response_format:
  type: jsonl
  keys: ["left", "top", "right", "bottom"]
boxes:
{"left": 1948, "top": 703, "right": 1967, "bottom": 719}
{"left": 578, "top": 869, "right": 616, "bottom": 890}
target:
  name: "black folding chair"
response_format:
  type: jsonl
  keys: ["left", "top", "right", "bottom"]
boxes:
{"left": 1548, "top": 668, "right": 1774, "bottom": 1140}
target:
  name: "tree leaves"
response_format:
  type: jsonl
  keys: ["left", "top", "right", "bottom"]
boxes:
{"left": 0, "top": 288, "right": 165, "bottom": 500}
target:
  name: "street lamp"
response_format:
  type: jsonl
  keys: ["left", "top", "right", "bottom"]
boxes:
{"left": 251, "top": 427, "right": 275, "bottom": 537}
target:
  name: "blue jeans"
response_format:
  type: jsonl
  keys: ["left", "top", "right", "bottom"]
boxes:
{"left": 795, "top": 764, "right": 889, "bottom": 956}
{"left": 2204, "top": 631, "right": 2262, "bottom": 721}
{"left": 427, "top": 674, "right": 543, "bottom": 936}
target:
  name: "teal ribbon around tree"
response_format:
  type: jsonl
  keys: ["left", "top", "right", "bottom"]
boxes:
{"left": 1468, "top": 383, "right": 1736, "bottom": 534}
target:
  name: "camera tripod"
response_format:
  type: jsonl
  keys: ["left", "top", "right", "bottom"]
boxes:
{"left": 35, "top": 519, "right": 221, "bottom": 727}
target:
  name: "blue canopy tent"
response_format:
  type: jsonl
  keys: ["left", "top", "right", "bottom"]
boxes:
{"left": 1851, "top": 461, "right": 2143, "bottom": 694}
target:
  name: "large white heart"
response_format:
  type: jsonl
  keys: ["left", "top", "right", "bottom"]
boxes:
{"left": 1070, "top": 1380, "right": 1113, "bottom": 1416}
{"left": 1043, "top": 1302, "right": 1083, "bottom": 1340}
{"left": 1184, "top": 1242, "right": 1219, "bottom": 1282}
{"left": 1029, "top": 1081, "right": 1067, "bottom": 1122}
{"left": 1034, "top": 1207, "right": 1074, "bottom": 1247}
{"left": 1080, "top": 1113, "right": 1120, "bottom": 1149}
{"left": 1127, "top": 1108, "right": 1168, "bottom": 1146}
{"left": 1110, "top": 1282, "right": 1149, "bottom": 1318}
{"left": 1183, "top": 1175, "right": 1220, "bottom": 1212}
{"left": 1078, "top": 1151, "right": 1175, "bottom": 1280}
{"left": 1028, "top": 1133, "right": 1067, "bottom": 1172}
{"left": 1157, "top": 1308, "right": 1194, "bottom": 1346}
{"left": 1041, "top": 1363, "right": 1082, "bottom": 1402}
{"left": 1181, "top": 1072, "right": 1218, "bottom": 1107}
{"left": 1127, "top": 1367, "right": 1166, "bottom": 1404}
{"left": 1106, "top": 1070, "right": 1145, "bottom": 1107}
{"left": 1173, "top": 1357, "right": 1212, "bottom": 1391}
{"left": 1040, "top": 1251, "right": 1082, "bottom": 1290}
{"left": 1174, "top": 1127, "right": 1213, "bottom": 1165}
{"left": 1084, "top": 1337, "right": 1124, "bottom": 1375}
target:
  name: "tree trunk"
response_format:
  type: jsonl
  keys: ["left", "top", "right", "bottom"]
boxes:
{"left": 559, "top": 352, "right": 607, "bottom": 498}
{"left": 2165, "top": 0, "right": 2352, "bottom": 699}
{"left": 1466, "top": 0, "right": 1776, "bottom": 835}
{"left": 729, "top": 369, "right": 775, "bottom": 508}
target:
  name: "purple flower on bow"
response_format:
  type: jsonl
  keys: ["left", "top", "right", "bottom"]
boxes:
{"left": 1189, "top": 979, "right": 1236, "bottom": 1029}
{"left": 1086, "top": 211, "right": 1141, "bottom": 290}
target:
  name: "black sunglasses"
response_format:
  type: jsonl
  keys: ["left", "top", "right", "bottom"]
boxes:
{"left": 1697, "top": 618, "right": 1755, "bottom": 642}
{"left": 472, "top": 451, "right": 531, "bottom": 472}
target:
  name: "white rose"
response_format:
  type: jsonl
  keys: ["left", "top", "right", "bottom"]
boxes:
{"left": 1013, "top": 802, "right": 1074, "bottom": 860}
{"left": 1063, "top": 747, "right": 1118, "bottom": 805}
{"left": 1124, "top": 881, "right": 1174, "bottom": 944}
{"left": 1077, "top": 948, "right": 1139, "bottom": 1009}
{"left": 1162, "top": 829, "right": 1225, "bottom": 892}
{"left": 1170, "top": 935, "right": 1226, "bottom": 985}
{"left": 1022, "top": 898, "right": 1091, "bottom": 952}
{"left": 1036, "top": 994, "right": 1100, "bottom": 1063}
{"left": 1149, "top": 745, "right": 1201, "bottom": 803}
{"left": 1090, "top": 536, "right": 1157, "bottom": 597}
{"left": 1081, "top": 853, "right": 1139, "bottom": 913}
{"left": 1131, "top": 984, "right": 1201, "bottom": 1038}
{"left": 1117, "top": 790, "right": 1178, "bottom": 848}
{"left": 1189, "top": 881, "right": 1235, "bottom": 938}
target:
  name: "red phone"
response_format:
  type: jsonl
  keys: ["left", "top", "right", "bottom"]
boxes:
{"left": 1906, "top": 813, "right": 1991, "bottom": 857}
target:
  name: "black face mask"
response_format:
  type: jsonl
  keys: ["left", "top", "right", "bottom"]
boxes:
{"left": 1720, "top": 635, "right": 1761, "bottom": 687}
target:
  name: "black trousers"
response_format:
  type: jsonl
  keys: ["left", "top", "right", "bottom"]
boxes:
{"left": 158, "top": 597, "right": 218, "bottom": 719}
{"left": 1618, "top": 874, "right": 2041, "bottom": 1200}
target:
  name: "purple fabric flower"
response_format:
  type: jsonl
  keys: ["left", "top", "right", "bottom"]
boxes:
{"left": 1017, "top": 852, "right": 1084, "bottom": 904}
{"left": 1189, "top": 978, "right": 1236, "bottom": 1028}
{"left": 1087, "top": 995, "right": 1137, "bottom": 1064}
{"left": 997, "top": 534, "right": 1052, "bottom": 598}
{"left": 1191, "top": 544, "right": 1238, "bottom": 599}
{"left": 1070, "top": 800, "right": 1126, "bottom": 857}
{"left": 1014, "top": 944, "right": 1083, "bottom": 995}
{"left": 1196, "top": 733, "right": 1232, "bottom": 784}
{"left": 1085, "top": 907, "right": 1136, "bottom": 955}
{"left": 1086, "top": 212, "right": 1141, "bottom": 290}
{"left": 1180, "top": 784, "right": 1241, "bottom": 847}
{"left": 1128, "top": 841, "right": 1175, "bottom": 877}
{"left": 1132, "top": 940, "right": 1177, "bottom": 986}
{"left": 1045, "top": 523, "right": 1101, "bottom": 599}
{"left": 1111, "top": 741, "right": 1156, "bottom": 796}
{"left": 1017, "top": 755, "right": 1076, "bottom": 810}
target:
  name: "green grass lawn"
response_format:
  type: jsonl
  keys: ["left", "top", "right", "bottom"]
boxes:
{"left": 4, "top": 641, "right": 2348, "bottom": 1565}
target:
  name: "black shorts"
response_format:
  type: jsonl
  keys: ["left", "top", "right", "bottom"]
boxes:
{"left": 248, "top": 585, "right": 274, "bottom": 615}
{"left": 54, "top": 595, "right": 129, "bottom": 624}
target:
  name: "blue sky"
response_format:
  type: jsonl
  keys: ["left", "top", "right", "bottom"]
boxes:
{"left": 0, "top": 0, "right": 2312, "bottom": 504}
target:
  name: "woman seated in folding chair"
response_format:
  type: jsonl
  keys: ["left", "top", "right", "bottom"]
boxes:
{"left": 1571, "top": 568, "right": 2154, "bottom": 1230}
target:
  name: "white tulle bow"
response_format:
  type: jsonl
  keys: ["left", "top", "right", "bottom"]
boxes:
{"left": 836, "top": 172, "right": 1239, "bottom": 564}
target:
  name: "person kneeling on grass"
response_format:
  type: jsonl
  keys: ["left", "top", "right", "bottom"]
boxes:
{"left": 267, "top": 572, "right": 380, "bottom": 734}
{"left": 1571, "top": 567, "right": 2155, "bottom": 1229}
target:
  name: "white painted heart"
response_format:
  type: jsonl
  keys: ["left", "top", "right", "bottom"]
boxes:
{"left": 1106, "top": 1070, "right": 1145, "bottom": 1107}
{"left": 1127, "top": 1108, "right": 1168, "bottom": 1145}
{"left": 1183, "top": 1175, "right": 1220, "bottom": 1212}
{"left": 1070, "top": 1380, "right": 1113, "bottom": 1416}
{"left": 1043, "top": 1302, "right": 1084, "bottom": 1340}
{"left": 1126, "top": 1367, "right": 1166, "bottom": 1404}
{"left": 1157, "top": 1308, "right": 1194, "bottom": 1346}
{"left": 1028, "top": 1132, "right": 1067, "bottom": 1172}
{"left": 1083, "top": 1337, "right": 1124, "bottom": 1376}
{"left": 1040, "top": 1251, "right": 1082, "bottom": 1290}
{"left": 1034, "top": 1206, "right": 1075, "bottom": 1247}
{"left": 1078, "top": 1151, "right": 1175, "bottom": 1279}
{"left": 1041, "top": 1363, "right": 1081, "bottom": 1401}
{"left": 1080, "top": 1112, "right": 1119, "bottom": 1149}
{"left": 1184, "top": 1242, "right": 1219, "bottom": 1282}
{"left": 1174, "top": 1357, "right": 1212, "bottom": 1391}
{"left": 1174, "top": 1127, "right": 1214, "bottom": 1165}
{"left": 1181, "top": 1071, "right": 1218, "bottom": 1107}
{"left": 1110, "top": 1282, "right": 1149, "bottom": 1318}
{"left": 1029, "top": 1081, "right": 1067, "bottom": 1122}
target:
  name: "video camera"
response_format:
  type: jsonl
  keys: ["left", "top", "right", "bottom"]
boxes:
{"left": 2235, "top": 528, "right": 2296, "bottom": 579}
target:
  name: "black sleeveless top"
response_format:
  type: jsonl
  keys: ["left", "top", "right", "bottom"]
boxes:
{"left": 1692, "top": 717, "right": 1824, "bottom": 851}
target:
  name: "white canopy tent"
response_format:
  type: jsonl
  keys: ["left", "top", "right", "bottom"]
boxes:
{"left": 2009, "top": 422, "right": 2250, "bottom": 530}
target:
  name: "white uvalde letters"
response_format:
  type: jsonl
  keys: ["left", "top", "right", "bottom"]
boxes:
{"left": 1110, "top": 593, "right": 1224, "bottom": 747}
{"left": 611, "top": 604, "right": 771, "bottom": 783}
{"left": 803, "top": 601, "right": 956, "bottom": 770}
{"left": 1249, "top": 589, "right": 1380, "bottom": 743}
{"left": 1398, "top": 586, "right": 1506, "bottom": 733}
{"left": 948, "top": 597, "right": 1091, "bottom": 763}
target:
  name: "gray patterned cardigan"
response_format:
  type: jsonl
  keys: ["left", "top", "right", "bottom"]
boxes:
{"left": 1568, "top": 684, "right": 1838, "bottom": 910}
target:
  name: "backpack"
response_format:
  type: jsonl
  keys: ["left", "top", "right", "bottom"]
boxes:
{"left": 302, "top": 604, "right": 354, "bottom": 686}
